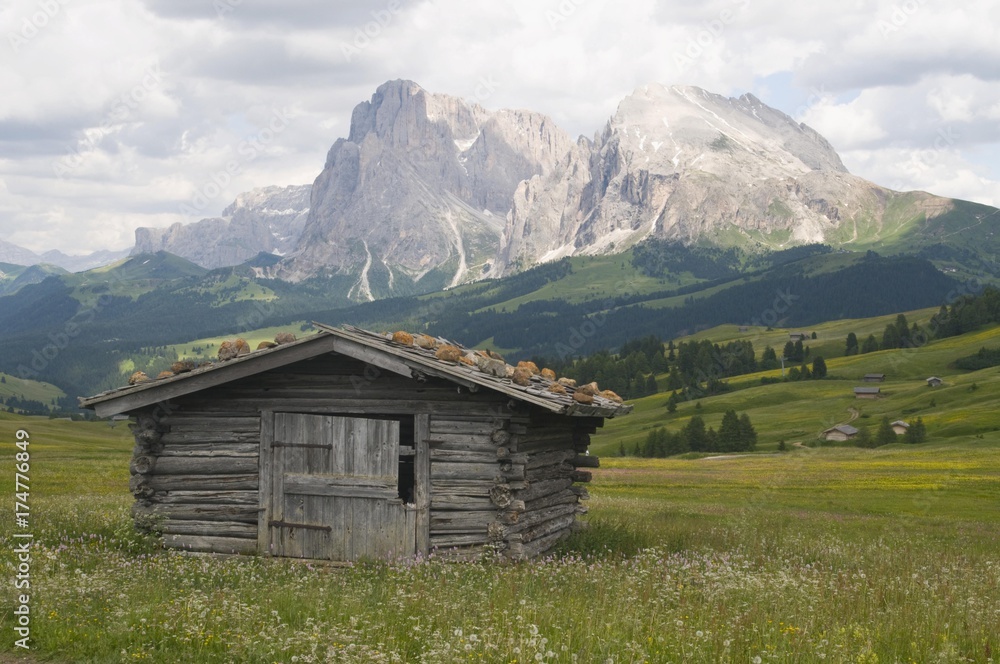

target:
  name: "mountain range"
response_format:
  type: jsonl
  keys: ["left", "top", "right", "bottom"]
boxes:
{"left": 0, "top": 239, "right": 128, "bottom": 273}
{"left": 7, "top": 79, "right": 997, "bottom": 299}
{"left": 126, "top": 79, "right": 1000, "bottom": 294}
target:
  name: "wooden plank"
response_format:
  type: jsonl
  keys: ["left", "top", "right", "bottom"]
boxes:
{"left": 430, "top": 533, "right": 491, "bottom": 548}
{"left": 426, "top": 432, "right": 495, "bottom": 445}
{"left": 154, "top": 491, "right": 258, "bottom": 506}
{"left": 514, "top": 478, "right": 573, "bottom": 503}
{"left": 159, "top": 443, "right": 259, "bottom": 456}
{"left": 284, "top": 480, "right": 397, "bottom": 500}
{"left": 430, "top": 449, "right": 527, "bottom": 464}
{"left": 160, "top": 432, "right": 260, "bottom": 445}
{"left": 429, "top": 420, "right": 500, "bottom": 435}
{"left": 430, "top": 462, "right": 504, "bottom": 481}
{"left": 158, "top": 416, "right": 260, "bottom": 431}
{"left": 160, "top": 520, "right": 257, "bottom": 538}
{"left": 328, "top": 416, "right": 347, "bottom": 561}
{"left": 146, "top": 474, "right": 258, "bottom": 492}
{"left": 150, "top": 456, "right": 258, "bottom": 475}
{"left": 271, "top": 413, "right": 288, "bottom": 555}
{"left": 414, "top": 414, "right": 430, "bottom": 556}
{"left": 133, "top": 503, "right": 259, "bottom": 523}
{"left": 163, "top": 534, "right": 258, "bottom": 555}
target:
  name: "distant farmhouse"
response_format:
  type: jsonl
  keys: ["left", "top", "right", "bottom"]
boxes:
{"left": 863, "top": 373, "right": 886, "bottom": 383}
{"left": 891, "top": 420, "right": 910, "bottom": 435}
{"left": 822, "top": 424, "right": 859, "bottom": 442}
{"left": 926, "top": 376, "right": 943, "bottom": 387}
{"left": 789, "top": 332, "right": 810, "bottom": 342}
{"left": 854, "top": 386, "right": 881, "bottom": 399}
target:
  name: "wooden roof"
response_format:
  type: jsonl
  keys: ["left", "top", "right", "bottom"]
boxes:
{"left": 823, "top": 424, "right": 859, "bottom": 435}
{"left": 854, "top": 386, "right": 881, "bottom": 394}
{"left": 79, "top": 324, "right": 634, "bottom": 419}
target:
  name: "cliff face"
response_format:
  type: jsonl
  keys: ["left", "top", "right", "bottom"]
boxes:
{"left": 278, "top": 80, "right": 574, "bottom": 296}
{"left": 132, "top": 184, "right": 311, "bottom": 269}
{"left": 493, "top": 83, "right": 908, "bottom": 274}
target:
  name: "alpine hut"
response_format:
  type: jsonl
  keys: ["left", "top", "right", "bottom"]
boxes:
{"left": 80, "top": 325, "right": 631, "bottom": 562}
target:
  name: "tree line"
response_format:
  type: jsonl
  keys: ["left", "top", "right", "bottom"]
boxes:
{"left": 631, "top": 410, "right": 757, "bottom": 457}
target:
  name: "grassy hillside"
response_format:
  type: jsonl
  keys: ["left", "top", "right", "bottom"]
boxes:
{"left": 0, "top": 372, "right": 65, "bottom": 405}
{"left": 593, "top": 317, "right": 1000, "bottom": 456}
{"left": 163, "top": 321, "right": 311, "bottom": 362}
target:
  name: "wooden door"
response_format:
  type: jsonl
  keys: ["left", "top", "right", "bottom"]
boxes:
{"left": 263, "top": 413, "right": 416, "bottom": 561}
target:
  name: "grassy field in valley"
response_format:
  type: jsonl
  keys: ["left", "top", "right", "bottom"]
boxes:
{"left": 1, "top": 406, "right": 998, "bottom": 662}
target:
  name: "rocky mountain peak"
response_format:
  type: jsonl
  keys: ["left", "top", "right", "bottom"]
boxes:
{"left": 279, "top": 81, "right": 574, "bottom": 293}
{"left": 133, "top": 184, "right": 310, "bottom": 269}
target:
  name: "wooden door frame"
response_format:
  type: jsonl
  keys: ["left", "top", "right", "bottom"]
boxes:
{"left": 258, "top": 409, "right": 430, "bottom": 557}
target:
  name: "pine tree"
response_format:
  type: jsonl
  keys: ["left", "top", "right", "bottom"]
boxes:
{"left": 761, "top": 345, "right": 778, "bottom": 370}
{"left": 875, "top": 416, "right": 897, "bottom": 447}
{"left": 717, "top": 410, "right": 742, "bottom": 452}
{"left": 645, "top": 374, "right": 658, "bottom": 395}
{"left": 683, "top": 415, "right": 708, "bottom": 452}
{"left": 737, "top": 413, "right": 757, "bottom": 451}
{"left": 666, "top": 391, "right": 678, "bottom": 413}
{"left": 845, "top": 332, "right": 859, "bottom": 356}
{"left": 793, "top": 340, "right": 805, "bottom": 361}
{"left": 666, "top": 367, "right": 683, "bottom": 390}
{"left": 895, "top": 314, "right": 910, "bottom": 347}
{"left": 905, "top": 417, "right": 927, "bottom": 444}
{"left": 812, "top": 356, "right": 827, "bottom": 378}
{"left": 783, "top": 340, "right": 795, "bottom": 362}
{"left": 861, "top": 334, "right": 880, "bottom": 354}
{"left": 855, "top": 425, "right": 874, "bottom": 448}
{"left": 881, "top": 324, "right": 900, "bottom": 350}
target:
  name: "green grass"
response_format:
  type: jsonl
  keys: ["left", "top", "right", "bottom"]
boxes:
{"left": 1, "top": 405, "right": 998, "bottom": 662}
{"left": 163, "top": 322, "right": 311, "bottom": 362}
{"left": 473, "top": 252, "right": 699, "bottom": 313}
{"left": 597, "top": 320, "right": 1000, "bottom": 457}
{"left": 0, "top": 374, "right": 65, "bottom": 405}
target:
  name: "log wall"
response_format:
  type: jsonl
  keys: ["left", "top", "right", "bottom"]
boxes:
{"left": 125, "top": 352, "right": 599, "bottom": 560}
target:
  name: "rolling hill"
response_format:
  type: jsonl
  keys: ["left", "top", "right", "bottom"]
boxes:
{"left": 591, "top": 314, "right": 1000, "bottom": 457}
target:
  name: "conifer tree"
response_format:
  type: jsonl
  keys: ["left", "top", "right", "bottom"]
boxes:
{"left": 738, "top": 413, "right": 757, "bottom": 451}
{"left": 717, "top": 409, "right": 742, "bottom": 452}
{"left": 875, "top": 416, "right": 897, "bottom": 447}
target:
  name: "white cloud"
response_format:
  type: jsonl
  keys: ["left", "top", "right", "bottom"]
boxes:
{"left": 1, "top": 0, "right": 999, "bottom": 254}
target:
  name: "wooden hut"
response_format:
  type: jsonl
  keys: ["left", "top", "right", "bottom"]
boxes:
{"left": 854, "top": 386, "right": 881, "bottom": 399}
{"left": 862, "top": 373, "right": 886, "bottom": 383}
{"left": 80, "top": 325, "right": 631, "bottom": 562}
{"left": 926, "top": 376, "right": 943, "bottom": 387}
{"left": 822, "top": 424, "right": 859, "bottom": 442}
{"left": 891, "top": 420, "right": 909, "bottom": 435}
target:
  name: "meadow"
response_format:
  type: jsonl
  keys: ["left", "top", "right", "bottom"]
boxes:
{"left": 1, "top": 411, "right": 998, "bottom": 663}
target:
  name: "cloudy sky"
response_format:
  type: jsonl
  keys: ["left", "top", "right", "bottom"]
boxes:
{"left": 2, "top": 0, "right": 999, "bottom": 255}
